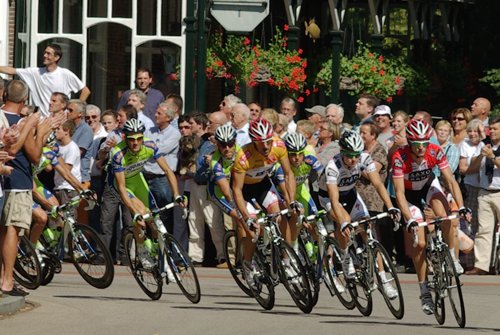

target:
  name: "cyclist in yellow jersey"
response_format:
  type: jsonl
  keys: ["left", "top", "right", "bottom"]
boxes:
{"left": 232, "top": 118, "right": 298, "bottom": 288}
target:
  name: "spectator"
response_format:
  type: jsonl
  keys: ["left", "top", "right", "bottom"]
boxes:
{"left": 1, "top": 80, "right": 52, "bottom": 296}
{"left": 305, "top": 105, "right": 326, "bottom": 137}
{"left": 435, "top": 120, "right": 460, "bottom": 175}
{"left": 276, "top": 114, "right": 290, "bottom": 139}
{"left": 354, "top": 93, "right": 379, "bottom": 129}
{"left": 86, "top": 104, "right": 107, "bottom": 139}
{"left": 451, "top": 108, "right": 472, "bottom": 145}
{"left": 101, "top": 109, "right": 119, "bottom": 133}
{"left": 325, "top": 103, "right": 344, "bottom": 126}
{"left": 144, "top": 102, "right": 180, "bottom": 239}
{"left": 165, "top": 93, "right": 183, "bottom": 129}
{"left": 279, "top": 97, "right": 298, "bottom": 134}
{"left": 387, "top": 111, "right": 410, "bottom": 152}
{"left": 373, "top": 105, "right": 393, "bottom": 152}
{"left": 316, "top": 120, "right": 341, "bottom": 167}
{"left": 127, "top": 89, "right": 155, "bottom": 130}
{"left": 231, "top": 103, "right": 251, "bottom": 147}
{"left": 48, "top": 92, "right": 69, "bottom": 117}
{"left": 219, "top": 94, "right": 241, "bottom": 121}
{"left": 466, "top": 117, "right": 500, "bottom": 275}
{"left": 296, "top": 119, "right": 317, "bottom": 148}
{"left": 188, "top": 112, "right": 225, "bottom": 266}
{"left": 0, "top": 43, "right": 90, "bottom": 116}
{"left": 178, "top": 114, "right": 192, "bottom": 137}
{"left": 116, "top": 68, "right": 165, "bottom": 121}
{"left": 248, "top": 102, "right": 262, "bottom": 121}
{"left": 471, "top": 97, "right": 491, "bottom": 134}
{"left": 0, "top": 77, "right": 4, "bottom": 105}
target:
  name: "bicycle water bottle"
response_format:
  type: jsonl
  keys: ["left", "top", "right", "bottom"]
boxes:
{"left": 43, "top": 227, "right": 61, "bottom": 248}
{"left": 305, "top": 241, "right": 314, "bottom": 259}
{"left": 144, "top": 239, "right": 158, "bottom": 257}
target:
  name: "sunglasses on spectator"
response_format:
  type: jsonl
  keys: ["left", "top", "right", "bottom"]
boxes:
{"left": 409, "top": 140, "right": 429, "bottom": 148}
{"left": 217, "top": 140, "right": 236, "bottom": 148}
{"left": 341, "top": 150, "right": 361, "bottom": 158}
{"left": 452, "top": 117, "right": 465, "bottom": 121}
{"left": 85, "top": 115, "right": 98, "bottom": 120}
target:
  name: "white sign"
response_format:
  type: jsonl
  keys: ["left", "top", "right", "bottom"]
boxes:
{"left": 210, "top": 0, "right": 270, "bottom": 32}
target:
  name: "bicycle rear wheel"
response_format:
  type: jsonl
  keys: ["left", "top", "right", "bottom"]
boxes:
{"left": 14, "top": 236, "right": 42, "bottom": 290}
{"left": 68, "top": 224, "right": 114, "bottom": 289}
{"left": 371, "top": 240, "right": 405, "bottom": 319}
{"left": 164, "top": 234, "right": 201, "bottom": 304}
{"left": 323, "top": 237, "right": 355, "bottom": 310}
{"left": 277, "top": 241, "right": 313, "bottom": 313}
{"left": 224, "top": 230, "right": 253, "bottom": 297}
{"left": 348, "top": 248, "right": 373, "bottom": 316}
{"left": 442, "top": 248, "right": 466, "bottom": 328}
{"left": 124, "top": 232, "right": 163, "bottom": 300}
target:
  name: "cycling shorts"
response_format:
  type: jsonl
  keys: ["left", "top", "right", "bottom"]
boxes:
{"left": 318, "top": 189, "right": 369, "bottom": 221}
{"left": 404, "top": 177, "right": 446, "bottom": 222}
{"left": 242, "top": 177, "right": 280, "bottom": 213}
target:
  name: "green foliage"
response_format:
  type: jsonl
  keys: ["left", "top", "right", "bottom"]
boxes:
{"left": 480, "top": 68, "right": 500, "bottom": 116}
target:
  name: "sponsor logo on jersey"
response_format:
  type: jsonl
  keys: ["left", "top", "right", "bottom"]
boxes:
{"left": 408, "top": 168, "right": 432, "bottom": 181}
{"left": 338, "top": 174, "right": 360, "bottom": 187}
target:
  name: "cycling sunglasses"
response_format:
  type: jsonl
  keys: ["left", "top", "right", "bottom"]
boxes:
{"left": 409, "top": 140, "right": 429, "bottom": 148}
{"left": 341, "top": 150, "right": 361, "bottom": 158}
{"left": 217, "top": 140, "right": 236, "bottom": 148}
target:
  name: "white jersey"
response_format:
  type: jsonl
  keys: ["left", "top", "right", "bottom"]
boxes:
{"left": 319, "top": 152, "right": 376, "bottom": 193}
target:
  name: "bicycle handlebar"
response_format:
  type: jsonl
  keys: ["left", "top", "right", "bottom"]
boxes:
{"left": 57, "top": 190, "right": 96, "bottom": 212}
{"left": 348, "top": 212, "right": 390, "bottom": 228}
{"left": 412, "top": 214, "right": 458, "bottom": 247}
{"left": 255, "top": 208, "right": 290, "bottom": 225}
{"left": 142, "top": 201, "right": 187, "bottom": 221}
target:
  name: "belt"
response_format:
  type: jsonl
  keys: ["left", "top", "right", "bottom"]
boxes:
{"left": 482, "top": 188, "right": 500, "bottom": 193}
{"left": 143, "top": 173, "right": 165, "bottom": 180}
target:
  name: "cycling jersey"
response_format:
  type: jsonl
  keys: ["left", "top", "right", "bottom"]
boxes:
{"left": 232, "top": 137, "right": 288, "bottom": 184}
{"left": 33, "top": 147, "right": 60, "bottom": 204}
{"left": 208, "top": 145, "right": 240, "bottom": 214}
{"left": 392, "top": 143, "right": 448, "bottom": 191}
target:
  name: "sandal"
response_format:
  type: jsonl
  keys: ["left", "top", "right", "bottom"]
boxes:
{"left": 1, "top": 285, "right": 29, "bottom": 297}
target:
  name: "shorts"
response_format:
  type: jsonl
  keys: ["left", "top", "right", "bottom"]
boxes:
{"left": 318, "top": 189, "right": 369, "bottom": 221}
{"left": 1, "top": 190, "right": 33, "bottom": 231}
{"left": 242, "top": 177, "right": 280, "bottom": 212}
{"left": 405, "top": 177, "right": 446, "bottom": 222}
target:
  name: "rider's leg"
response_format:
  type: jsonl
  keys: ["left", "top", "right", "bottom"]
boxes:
{"left": 30, "top": 207, "right": 48, "bottom": 245}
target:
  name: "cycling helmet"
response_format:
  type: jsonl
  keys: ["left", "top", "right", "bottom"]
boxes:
{"left": 249, "top": 117, "right": 273, "bottom": 142}
{"left": 46, "top": 131, "right": 57, "bottom": 146}
{"left": 406, "top": 119, "right": 432, "bottom": 141}
{"left": 285, "top": 133, "right": 307, "bottom": 153}
{"left": 339, "top": 130, "right": 364, "bottom": 153}
{"left": 123, "top": 118, "right": 145, "bottom": 134}
{"left": 215, "top": 124, "right": 237, "bottom": 143}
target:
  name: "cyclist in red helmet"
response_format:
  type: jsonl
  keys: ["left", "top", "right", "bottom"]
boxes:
{"left": 392, "top": 119, "right": 468, "bottom": 315}
{"left": 232, "top": 117, "right": 298, "bottom": 289}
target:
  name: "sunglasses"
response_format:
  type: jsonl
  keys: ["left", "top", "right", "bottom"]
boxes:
{"left": 85, "top": 115, "right": 98, "bottom": 120}
{"left": 341, "top": 150, "right": 361, "bottom": 158}
{"left": 409, "top": 140, "right": 429, "bottom": 148}
{"left": 217, "top": 141, "right": 236, "bottom": 148}
{"left": 452, "top": 117, "right": 465, "bottom": 121}
{"left": 126, "top": 135, "right": 144, "bottom": 141}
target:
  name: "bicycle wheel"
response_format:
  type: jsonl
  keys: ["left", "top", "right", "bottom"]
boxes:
{"left": 68, "top": 224, "right": 114, "bottom": 289}
{"left": 371, "top": 240, "right": 405, "bottom": 319}
{"left": 298, "top": 234, "right": 320, "bottom": 309}
{"left": 223, "top": 230, "right": 253, "bottom": 297}
{"left": 492, "top": 243, "right": 500, "bottom": 275}
{"left": 249, "top": 248, "right": 275, "bottom": 310}
{"left": 323, "top": 237, "right": 355, "bottom": 310}
{"left": 348, "top": 248, "right": 373, "bottom": 316}
{"left": 124, "top": 232, "right": 163, "bottom": 300}
{"left": 14, "top": 236, "right": 42, "bottom": 290}
{"left": 442, "top": 248, "right": 466, "bottom": 328}
{"left": 164, "top": 234, "right": 201, "bottom": 304}
{"left": 40, "top": 257, "right": 57, "bottom": 286}
{"left": 428, "top": 252, "right": 446, "bottom": 325}
{"left": 277, "top": 241, "right": 313, "bottom": 313}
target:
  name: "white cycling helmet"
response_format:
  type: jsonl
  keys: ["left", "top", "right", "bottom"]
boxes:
{"left": 215, "top": 124, "right": 237, "bottom": 143}
{"left": 285, "top": 133, "right": 307, "bottom": 153}
{"left": 123, "top": 118, "right": 145, "bottom": 134}
{"left": 406, "top": 119, "right": 432, "bottom": 141}
{"left": 339, "top": 130, "right": 364, "bottom": 153}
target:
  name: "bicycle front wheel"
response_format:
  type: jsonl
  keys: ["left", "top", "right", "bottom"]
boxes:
{"left": 323, "top": 237, "right": 355, "bottom": 310}
{"left": 277, "top": 241, "right": 313, "bottom": 313}
{"left": 348, "top": 248, "right": 373, "bottom": 316}
{"left": 298, "top": 234, "right": 320, "bottom": 309}
{"left": 428, "top": 251, "right": 446, "bottom": 325}
{"left": 249, "top": 248, "right": 275, "bottom": 310}
{"left": 68, "top": 224, "right": 114, "bottom": 289}
{"left": 14, "top": 236, "right": 42, "bottom": 290}
{"left": 124, "top": 232, "right": 163, "bottom": 300}
{"left": 442, "top": 248, "right": 466, "bottom": 328}
{"left": 224, "top": 230, "right": 253, "bottom": 297}
{"left": 371, "top": 241, "right": 405, "bottom": 319}
{"left": 164, "top": 234, "right": 201, "bottom": 304}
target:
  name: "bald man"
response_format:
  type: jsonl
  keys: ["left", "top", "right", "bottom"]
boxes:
{"left": 471, "top": 97, "right": 491, "bottom": 133}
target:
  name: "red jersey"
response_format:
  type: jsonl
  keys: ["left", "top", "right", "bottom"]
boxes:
{"left": 392, "top": 143, "right": 449, "bottom": 191}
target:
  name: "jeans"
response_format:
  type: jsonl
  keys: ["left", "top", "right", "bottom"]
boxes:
{"left": 147, "top": 177, "right": 174, "bottom": 233}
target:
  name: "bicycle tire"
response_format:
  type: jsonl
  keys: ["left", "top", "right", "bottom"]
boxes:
{"left": 297, "top": 233, "right": 320, "bottom": 308}
{"left": 492, "top": 243, "right": 500, "bottom": 275}
{"left": 40, "top": 258, "right": 57, "bottom": 286}
{"left": 124, "top": 232, "right": 163, "bottom": 300}
{"left": 442, "top": 248, "right": 466, "bottom": 328}
{"left": 428, "top": 251, "right": 445, "bottom": 325}
{"left": 371, "top": 240, "right": 405, "bottom": 319}
{"left": 277, "top": 240, "right": 313, "bottom": 313}
{"left": 223, "top": 230, "right": 253, "bottom": 297}
{"left": 68, "top": 224, "right": 114, "bottom": 289}
{"left": 164, "top": 234, "right": 201, "bottom": 304}
{"left": 323, "top": 236, "right": 355, "bottom": 310}
{"left": 348, "top": 248, "right": 373, "bottom": 316}
{"left": 14, "top": 236, "right": 42, "bottom": 290}
{"left": 249, "top": 247, "right": 275, "bottom": 310}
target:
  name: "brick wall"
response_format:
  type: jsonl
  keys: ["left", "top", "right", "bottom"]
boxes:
{"left": 8, "top": 0, "right": 15, "bottom": 66}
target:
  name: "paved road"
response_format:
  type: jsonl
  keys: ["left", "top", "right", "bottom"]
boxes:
{"left": 2, "top": 264, "right": 500, "bottom": 334}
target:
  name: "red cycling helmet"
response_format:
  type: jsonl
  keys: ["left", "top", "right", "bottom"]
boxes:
{"left": 406, "top": 119, "right": 432, "bottom": 141}
{"left": 249, "top": 117, "right": 273, "bottom": 142}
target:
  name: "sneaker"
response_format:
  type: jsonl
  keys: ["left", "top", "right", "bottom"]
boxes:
{"left": 453, "top": 259, "right": 464, "bottom": 275}
{"left": 138, "top": 245, "right": 155, "bottom": 270}
{"left": 34, "top": 248, "right": 46, "bottom": 268}
{"left": 333, "top": 276, "right": 346, "bottom": 294}
{"left": 216, "top": 261, "right": 229, "bottom": 269}
{"left": 166, "top": 265, "right": 176, "bottom": 283}
{"left": 420, "top": 292, "right": 435, "bottom": 315}
{"left": 243, "top": 261, "right": 258, "bottom": 290}
{"left": 382, "top": 282, "right": 399, "bottom": 300}
{"left": 342, "top": 255, "right": 355, "bottom": 279}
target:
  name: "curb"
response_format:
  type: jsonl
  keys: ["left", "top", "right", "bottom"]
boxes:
{"left": 0, "top": 296, "right": 25, "bottom": 315}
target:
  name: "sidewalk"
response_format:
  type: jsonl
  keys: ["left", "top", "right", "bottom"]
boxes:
{"left": 0, "top": 295, "right": 25, "bottom": 315}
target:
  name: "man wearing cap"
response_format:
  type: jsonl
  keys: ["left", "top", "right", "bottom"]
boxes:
{"left": 305, "top": 105, "right": 326, "bottom": 139}
{"left": 373, "top": 105, "right": 394, "bottom": 152}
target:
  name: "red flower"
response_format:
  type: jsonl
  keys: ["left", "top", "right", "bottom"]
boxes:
{"left": 268, "top": 78, "right": 275, "bottom": 86}
{"left": 397, "top": 89, "right": 404, "bottom": 96}
{"left": 386, "top": 96, "right": 393, "bottom": 103}
{"left": 353, "top": 64, "right": 359, "bottom": 70}
{"left": 378, "top": 55, "right": 384, "bottom": 62}
{"left": 214, "top": 60, "right": 223, "bottom": 67}
{"left": 371, "top": 66, "right": 377, "bottom": 73}
{"left": 298, "top": 49, "right": 303, "bottom": 55}
{"left": 243, "top": 37, "right": 251, "bottom": 46}
{"left": 284, "top": 24, "right": 289, "bottom": 31}
{"left": 313, "top": 87, "right": 319, "bottom": 93}
{"left": 305, "top": 89, "right": 311, "bottom": 96}
{"left": 297, "top": 96, "right": 304, "bottom": 103}
{"left": 253, "top": 46, "right": 260, "bottom": 57}
{"left": 367, "top": 52, "right": 374, "bottom": 58}
{"left": 379, "top": 70, "right": 385, "bottom": 76}
{"left": 395, "top": 76, "right": 401, "bottom": 84}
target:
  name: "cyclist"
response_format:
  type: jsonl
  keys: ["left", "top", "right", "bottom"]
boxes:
{"left": 392, "top": 119, "right": 468, "bottom": 315}
{"left": 231, "top": 117, "right": 297, "bottom": 288}
{"left": 318, "top": 130, "right": 401, "bottom": 297}
{"left": 110, "top": 119, "right": 186, "bottom": 271}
